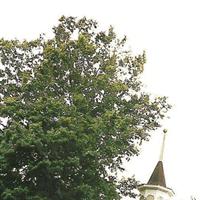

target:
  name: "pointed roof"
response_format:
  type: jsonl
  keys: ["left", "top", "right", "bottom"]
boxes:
{"left": 147, "top": 160, "right": 166, "bottom": 187}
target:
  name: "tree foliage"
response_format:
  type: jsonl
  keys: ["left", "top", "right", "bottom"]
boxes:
{"left": 0, "top": 16, "right": 171, "bottom": 199}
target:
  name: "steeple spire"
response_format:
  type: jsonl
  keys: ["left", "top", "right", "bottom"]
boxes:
{"left": 159, "top": 129, "right": 167, "bottom": 161}
{"left": 147, "top": 129, "right": 168, "bottom": 187}
{"left": 138, "top": 129, "right": 175, "bottom": 200}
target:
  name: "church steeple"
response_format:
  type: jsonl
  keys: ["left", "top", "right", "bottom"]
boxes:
{"left": 138, "top": 130, "right": 174, "bottom": 200}
{"left": 147, "top": 129, "right": 167, "bottom": 187}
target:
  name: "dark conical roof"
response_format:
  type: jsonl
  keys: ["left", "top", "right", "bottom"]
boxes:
{"left": 147, "top": 161, "right": 166, "bottom": 187}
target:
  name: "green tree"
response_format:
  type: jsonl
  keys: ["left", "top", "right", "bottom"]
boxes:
{"left": 0, "top": 16, "right": 170, "bottom": 200}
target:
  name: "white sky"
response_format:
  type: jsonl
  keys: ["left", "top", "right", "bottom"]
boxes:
{"left": 1, "top": 0, "right": 200, "bottom": 199}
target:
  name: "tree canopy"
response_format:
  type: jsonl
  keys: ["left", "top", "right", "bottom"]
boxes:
{"left": 0, "top": 16, "right": 171, "bottom": 200}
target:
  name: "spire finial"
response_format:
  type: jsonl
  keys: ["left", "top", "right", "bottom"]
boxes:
{"left": 159, "top": 129, "right": 167, "bottom": 161}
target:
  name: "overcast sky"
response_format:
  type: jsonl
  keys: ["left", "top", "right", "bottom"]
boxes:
{"left": 1, "top": 0, "right": 200, "bottom": 199}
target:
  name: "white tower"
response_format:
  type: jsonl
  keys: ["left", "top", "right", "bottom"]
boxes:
{"left": 138, "top": 130, "right": 174, "bottom": 200}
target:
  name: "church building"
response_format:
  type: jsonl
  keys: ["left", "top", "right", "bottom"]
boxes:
{"left": 138, "top": 130, "right": 175, "bottom": 200}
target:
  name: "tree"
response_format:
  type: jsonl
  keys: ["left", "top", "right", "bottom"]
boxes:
{"left": 0, "top": 16, "right": 171, "bottom": 200}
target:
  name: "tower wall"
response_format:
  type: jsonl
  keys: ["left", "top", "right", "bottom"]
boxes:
{"left": 138, "top": 185, "right": 174, "bottom": 200}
